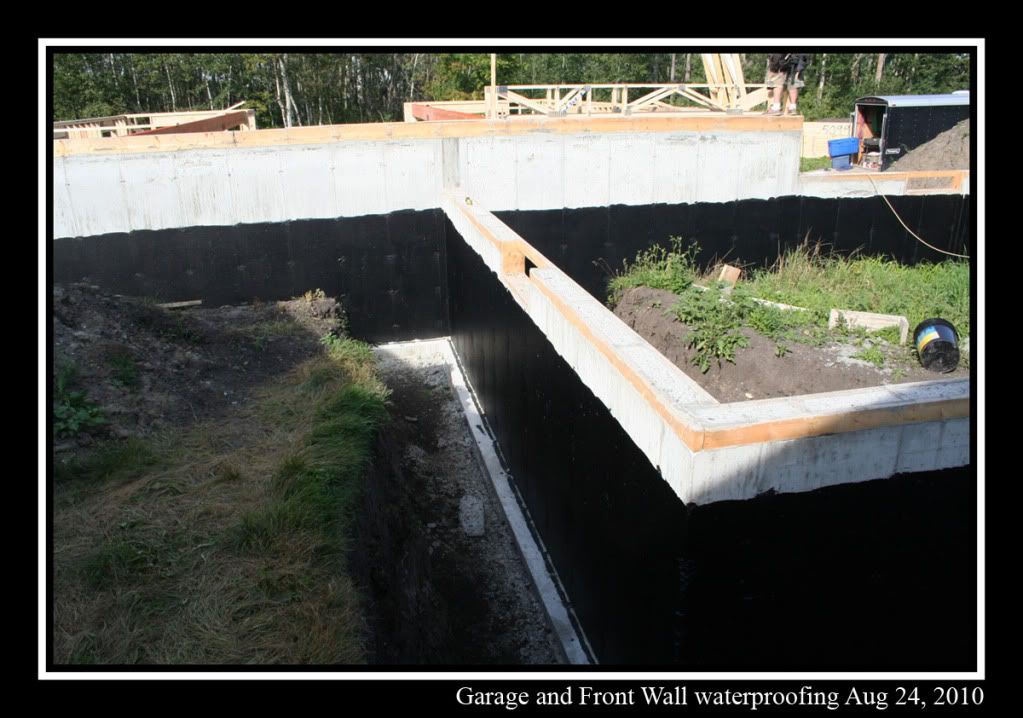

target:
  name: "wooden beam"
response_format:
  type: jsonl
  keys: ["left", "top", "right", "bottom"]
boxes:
{"left": 130, "top": 110, "right": 252, "bottom": 136}
{"left": 502, "top": 89, "right": 557, "bottom": 116}
{"left": 56, "top": 114, "right": 804, "bottom": 156}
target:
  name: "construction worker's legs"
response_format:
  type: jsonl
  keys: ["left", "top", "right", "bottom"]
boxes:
{"left": 784, "top": 68, "right": 805, "bottom": 114}
{"left": 766, "top": 68, "right": 786, "bottom": 114}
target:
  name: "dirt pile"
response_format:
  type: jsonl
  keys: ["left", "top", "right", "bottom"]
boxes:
{"left": 613, "top": 286, "right": 968, "bottom": 403}
{"left": 52, "top": 283, "right": 345, "bottom": 451}
{"left": 889, "top": 119, "right": 970, "bottom": 171}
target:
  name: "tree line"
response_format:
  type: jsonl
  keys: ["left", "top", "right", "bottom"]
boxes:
{"left": 52, "top": 52, "right": 971, "bottom": 126}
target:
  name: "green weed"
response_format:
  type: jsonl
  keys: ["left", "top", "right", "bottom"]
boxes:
{"left": 853, "top": 345, "right": 886, "bottom": 368}
{"left": 53, "top": 361, "right": 106, "bottom": 438}
{"left": 671, "top": 285, "right": 749, "bottom": 373}
{"left": 608, "top": 237, "right": 699, "bottom": 306}
{"left": 109, "top": 354, "right": 140, "bottom": 391}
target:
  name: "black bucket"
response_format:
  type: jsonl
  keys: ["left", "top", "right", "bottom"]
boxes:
{"left": 913, "top": 318, "right": 960, "bottom": 373}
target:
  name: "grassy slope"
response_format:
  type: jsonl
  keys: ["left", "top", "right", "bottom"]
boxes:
{"left": 53, "top": 336, "right": 387, "bottom": 664}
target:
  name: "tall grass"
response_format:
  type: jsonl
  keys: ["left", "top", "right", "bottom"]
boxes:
{"left": 54, "top": 331, "right": 389, "bottom": 665}
{"left": 744, "top": 242, "right": 970, "bottom": 336}
{"left": 607, "top": 237, "right": 699, "bottom": 307}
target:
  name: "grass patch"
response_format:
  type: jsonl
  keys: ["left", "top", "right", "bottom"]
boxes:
{"left": 744, "top": 242, "right": 970, "bottom": 337}
{"left": 852, "top": 345, "right": 886, "bottom": 368}
{"left": 53, "top": 331, "right": 386, "bottom": 665}
{"left": 607, "top": 237, "right": 699, "bottom": 307}
{"left": 800, "top": 155, "right": 833, "bottom": 172}
{"left": 55, "top": 437, "right": 159, "bottom": 485}
{"left": 232, "top": 384, "right": 385, "bottom": 553}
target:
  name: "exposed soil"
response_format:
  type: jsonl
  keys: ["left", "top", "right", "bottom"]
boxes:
{"left": 889, "top": 118, "right": 970, "bottom": 171}
{"left": 51, "top": 283, "right": 560, "bottom": 664}
{"left": 52, "top": 283, "right": 346, "bottom": 452}
{"left": 355, "top": 342, "right": 563, "bottom": 664}
{"left": 613, "top": 286, "right": 968, "bottom": 403}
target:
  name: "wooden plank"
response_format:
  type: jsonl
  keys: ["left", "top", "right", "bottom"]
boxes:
{"left": 627, "top": 85, "right": 679, "bottom": 110}
{"left": 724, "top": 53, "right": 746, "bottom": 97}
{"left": 409, "top": 103, "right": 485, "bottom": 121}
{"left": 828, "top": 309, "right": 910, "bottom": 344}
{"left": 56, "top": 114, "right": 803, "bottom": 156}
{"left": 738, "top": 87, "right": 770, "bottom": 111}
{"left": 130, "top": 110, "right": 252, "bottom": 136}
{"left": 503, "top": 89, "right": 555, "bottom": 115}
{"left": 157, "top": 299, "right": 202, "bottom": 310}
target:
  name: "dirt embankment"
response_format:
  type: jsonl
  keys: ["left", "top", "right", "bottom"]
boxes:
{"left": 889, "top": 119, "right": 970, "bottom": 171}
{"left": 51, "top": 283, "right": 560, "bottom": 665}
{"left": 613, "top": 286, "right": 967, "bottom": 403}
{"left": 52, "top": 284, "right": 345, "bottom": 452}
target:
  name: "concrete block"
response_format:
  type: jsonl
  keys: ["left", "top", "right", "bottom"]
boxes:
{"left": 119, "top": 152, "right": 181, "bottom": 232}
{"left": 226, "top": 147, "right": 289, "bottom": 224}
{"left": 829, "top": 308, "right": 910, "bottom": 345}
{"left": 459, "top": 494, "right": 485, "bottom": 537}
{"left": 384, "top": 140, "right": 438, "bottom": 212}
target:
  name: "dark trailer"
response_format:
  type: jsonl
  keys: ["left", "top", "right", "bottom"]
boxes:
{"left": 853, "top": 93, "right": 970, "bottom": 170}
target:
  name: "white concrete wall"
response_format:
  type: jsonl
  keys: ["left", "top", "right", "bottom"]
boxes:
{"left": 54, "top": 128, "right": 803, "bottom": 239}
{"left": 459, "top": 130, "right": 802, "bottom": 210}
{"left": 53, "top": 140, "right": 443, "bottom": 238}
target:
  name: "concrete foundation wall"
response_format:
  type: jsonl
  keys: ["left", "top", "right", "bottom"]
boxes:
{"left": 459, "top": 130, "right": 802, "bottom": 210}
{"left": 497, "top": 194, "right": 972, "bottom": 303}
{"left": 53, "top": 210, "right": 451, "bottom": 344}
{"left": 443, "top": 194, "right": 970, "bottom": 508}
{"left": 445, "top": 209, "right": 975, "bottom": 667}
{"left": 54, "top": 141, "right": 444, "bottom": 238}
{"left": 54, "top": 125, "right": 803, "bottom": 239}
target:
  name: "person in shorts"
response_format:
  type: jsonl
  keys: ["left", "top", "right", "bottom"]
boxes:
{"left": 765, "top": 54, "right": 810, "bottom": 115}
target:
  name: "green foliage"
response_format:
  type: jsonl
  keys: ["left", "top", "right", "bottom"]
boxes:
{"left": 82, "top": 522, "right": 187, "bottom": 588}
{"left": 800, "top": 156, "right": 832, "bottom": 172}
{"left": 743, "top": 243, "right": 971, "bottom": 336}
{"left": 320, "top": 333, "right": 373, "bottom": 365}
{"left": 55, "top": 437, "right": 158, "bottom": 484}
{"left": 53, "top": 52, "right": 971, "bottom": 127}
{"left": 671, "top": 285, "right": 750, "bottom": 373}
{"left": 608, "top": 237, "right": 699, "bottom": 306}
{"left": 108, "top": 354, "right": 139, "bottom": 391}
{"left": 54, "top": 362, "right": 106, "bottom": 438}
{"left": 232, "top": 383, "right": 387, "bottom": 553}
{"left": 612, "top": 236, "right": 968, "bottom": 374}
{"left": 853, "top": 345, "right": 886, "bottom": 368}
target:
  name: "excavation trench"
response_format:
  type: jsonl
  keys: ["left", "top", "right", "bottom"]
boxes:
{"left": 352, "top": 341, "right": 564, "bottom": 664}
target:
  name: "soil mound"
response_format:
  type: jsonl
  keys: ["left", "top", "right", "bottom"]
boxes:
{"left": 613, "top": 286, "right": 968, "bottom": 403}
{"left": 889, "top": 119, "right": 970, "bottom": 171}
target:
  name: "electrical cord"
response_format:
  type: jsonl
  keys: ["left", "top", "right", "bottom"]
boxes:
{"left": 866, "top": 176, "right": 970, "bottom": 259}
